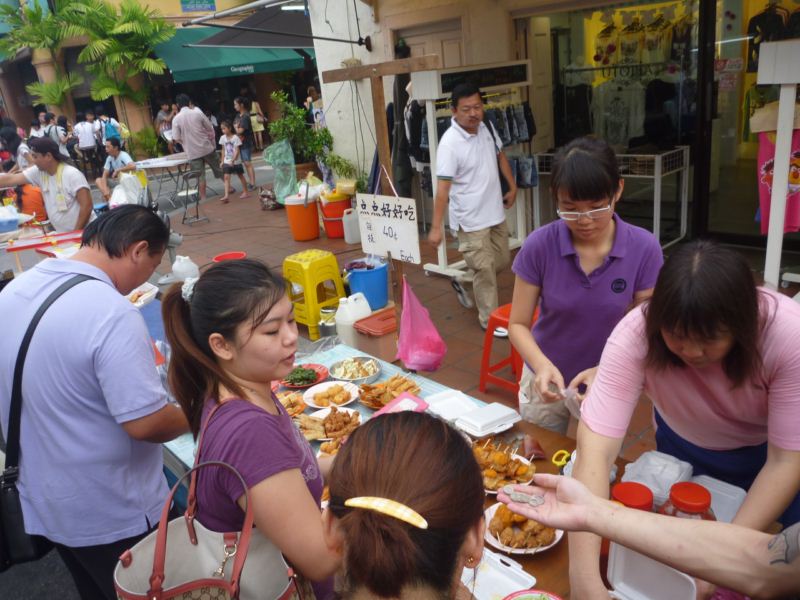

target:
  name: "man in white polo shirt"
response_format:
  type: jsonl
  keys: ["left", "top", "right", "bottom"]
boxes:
{"left": 428, "top": 82, "right": 517, "bottom": 335}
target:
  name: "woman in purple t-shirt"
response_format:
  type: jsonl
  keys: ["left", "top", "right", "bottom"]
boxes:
{"left": 509, "top": 137, "right": 663, "bottom": 434}
{"left": 162, "top": 259, "right": 339, "bottom": 599}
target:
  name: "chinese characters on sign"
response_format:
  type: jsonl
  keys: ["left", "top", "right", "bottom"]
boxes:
{"left": 356, "top": 193, "right": 421, "bottom": 264}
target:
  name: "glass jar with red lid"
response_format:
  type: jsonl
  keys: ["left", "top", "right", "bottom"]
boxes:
{"left": 658, "top": 481, "right": 716, "bottom": 521}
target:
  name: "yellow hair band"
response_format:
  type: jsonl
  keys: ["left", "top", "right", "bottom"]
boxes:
{"left": 344, "top": 496, "right": 428, "bottom": 529}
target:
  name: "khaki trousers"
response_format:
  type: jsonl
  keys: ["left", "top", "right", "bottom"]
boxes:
{"left": 457, "top": 220, "right": 510, "bottom": 328}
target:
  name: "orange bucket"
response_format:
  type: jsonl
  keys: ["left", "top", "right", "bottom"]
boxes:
{"left": 320, "top": 198, "right": 350, "bottom": 239}
{"left": 284, "top": 196, "right": 320, "bottom": 241}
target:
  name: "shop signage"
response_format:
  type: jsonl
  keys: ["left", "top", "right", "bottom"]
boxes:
{"left": 231, "top": 65, "right": 255, "bottom": 74}
{"left": 356, "top": 193, "right": 421, "bottom": 264}
{"left": 180, "top": 0, "right": 216, "bottom": 13}
{"left": 718, "top": 72, "right": 739, "bottom": 91}
{"left": 714, "top": 57, "right": 744, "bottom": 73}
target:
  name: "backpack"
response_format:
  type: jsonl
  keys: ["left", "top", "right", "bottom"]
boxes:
{"left": 104, "top": 119, "right": 120, "bottom": 141}
{"left": 119, "top": 122, "right": 131, "bottom": 140}
{"left": 45, "top": 125, "right": 60, "bottom": 145}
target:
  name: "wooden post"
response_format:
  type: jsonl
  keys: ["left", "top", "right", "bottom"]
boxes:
{"left": 321, "top": 55, "right": 441, "bottom": 321}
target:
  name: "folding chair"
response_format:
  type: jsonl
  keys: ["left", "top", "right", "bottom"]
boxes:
{"left": 176, "top": 170, "right": 208, "bottom": 225}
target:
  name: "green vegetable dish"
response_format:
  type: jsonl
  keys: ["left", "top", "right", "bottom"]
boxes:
{"left": 284, "top": 367, "right": 318, "bottom": 386}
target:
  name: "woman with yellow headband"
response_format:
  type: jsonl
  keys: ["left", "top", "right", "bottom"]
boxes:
{"left": 324, "top": 411, "right": 486, "bottom": 598}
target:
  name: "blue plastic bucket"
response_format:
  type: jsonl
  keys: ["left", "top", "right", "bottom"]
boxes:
{"left": 348, "top": 261, "right": 388, "bottom": 310}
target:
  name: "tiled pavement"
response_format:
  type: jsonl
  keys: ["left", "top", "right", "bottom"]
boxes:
{"left": 157, "top": 177, "right": 657, "bottom": 461}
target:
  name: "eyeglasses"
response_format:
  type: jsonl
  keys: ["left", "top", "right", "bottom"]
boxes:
{"left": 556, "top": 205, "right": 613, "bottom": 221}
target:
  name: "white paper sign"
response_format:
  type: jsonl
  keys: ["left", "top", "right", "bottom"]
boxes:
{"left": 356, "top": 193, "right": 421, "bottom": 264}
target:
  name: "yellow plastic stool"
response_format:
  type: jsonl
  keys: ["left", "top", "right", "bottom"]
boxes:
{"left": 283, "top": 249, "right": 346, "bottom": 340}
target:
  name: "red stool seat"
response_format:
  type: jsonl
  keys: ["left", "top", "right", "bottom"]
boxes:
{"left": 479, "top": 303, "right": 538, "bottom": 395}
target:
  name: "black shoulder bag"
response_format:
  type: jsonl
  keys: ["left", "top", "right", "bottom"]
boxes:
{"left": 484, "top": 117, "right": 510, "bottom": 197}
{"left": 0, "top": 274, "right": 96, "bottom": 571}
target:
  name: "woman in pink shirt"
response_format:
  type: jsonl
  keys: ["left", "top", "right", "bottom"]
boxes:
{"left": 568, "top": 240, "right": 800, "bottom": 599}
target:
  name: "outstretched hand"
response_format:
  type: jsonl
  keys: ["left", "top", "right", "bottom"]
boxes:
{"left": 498, "top": 473, "right": 597, "bottom": 532}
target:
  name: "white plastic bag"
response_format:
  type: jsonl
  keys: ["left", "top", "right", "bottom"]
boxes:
{"left": 172, "top": 256, "right": 200, "bottom": 281}
{"left": 109, "top": 173, "right": 144, "bottom": 208}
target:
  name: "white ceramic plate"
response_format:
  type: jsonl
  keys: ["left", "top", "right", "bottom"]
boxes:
{"left": 484, "top": 502, "right": 563, "bottom": 555}
{"left": 303, "top": 381, "right": 359, "bottom": 409}
{"left": 308, "top": 407, "right": 361, "bottom": 442}
{"left": 482, "top": 454, "right": 535, "bottom": 495}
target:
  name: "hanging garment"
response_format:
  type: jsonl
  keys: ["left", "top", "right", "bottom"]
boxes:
{"left": 747, "top": 8, "right": 788, "bottom": 73}
{"left": 757, "top": 130, "right": 800, "bottom": 235}
{"left": 788, "top": 9, "right": 800, "bottom": 39}
{"left": 743, "top": 85, "right": 781, "bottom": 143}
{"left": 670, "top": 17, "right": 695, "bottom": 65}
{"left": 516, "top": 155, "right": 538, "bottom": 189}
{"left": 392, "top": 74, "right": 413, "bottom": 197}
{"left": 506, "top": 106, "right": 519, "bottom": 145}
{"left": 513, "top": 104, "right": 530, "bottom": 142}
{"left": 593, "top": 80, "right": 646, "bottom": 149}
{"left": 643, "top": 23, "right": 673, "bottom": 64}
{"left": 619, "top": 28, "right": 645, "bottom": 64}
{"left": 405, "top": 100, "right": 429, "bottom": 163}
{"left": 594, "top": 26, "right": 619, "bottom": 66}
{"left": 523, "top": 101, "right": 536, "bottom": 139}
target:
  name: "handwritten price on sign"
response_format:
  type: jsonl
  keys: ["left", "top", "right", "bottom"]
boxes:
{"left": 357, "top": 193, "right": 421, "bottom": 264}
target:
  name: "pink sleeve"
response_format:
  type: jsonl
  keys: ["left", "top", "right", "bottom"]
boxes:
{"left": 580, "top": 308, "right": 648, "bottom": 439}
{"left": 764, "top": 301, "right": 800, "bottom": 450}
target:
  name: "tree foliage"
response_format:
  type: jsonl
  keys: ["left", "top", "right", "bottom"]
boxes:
{"left": 26, "top": 74, "right": 84, "bottom": 109}
{"left": 268, "top": 91, "right": 333, "bottom": 163}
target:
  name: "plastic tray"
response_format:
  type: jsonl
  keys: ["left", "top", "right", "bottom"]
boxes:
{"left": 691, "top": 475, "right": 746, "bottom": 523}
{"left": 607, "top": 542, "right": 695, "bottom": 600}
{"left": 460, "top": 548, "right": 537, "bottom": 600}
{"left": 425, "top": 390, "right": 476, "bottom": 422}
{"left": 455, "top": 403, "right": 521, "bottom": 438}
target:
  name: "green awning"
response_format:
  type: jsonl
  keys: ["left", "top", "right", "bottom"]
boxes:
{"left": 154, "top": 28, "right": 312, "bottom": 83}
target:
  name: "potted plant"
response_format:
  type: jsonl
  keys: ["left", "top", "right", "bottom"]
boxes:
{"left": 322, "top": 152, "right": 368, "bottom": 193}
{"left": 268, "top": 90, "right": 332, "bottom": 179}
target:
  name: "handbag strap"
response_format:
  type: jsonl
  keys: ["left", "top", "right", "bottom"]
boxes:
{"left": 185, "top": 400, "right": 226, "bottom": 519}
{"left": 4, "top": 274, "right": 97, "bottom": 477}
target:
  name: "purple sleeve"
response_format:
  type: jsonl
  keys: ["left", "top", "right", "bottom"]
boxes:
{"left": 512, "top": 228, "right": 546, "bottom": 287}
{"left": 215, "top": 410, "right": 303, "bottom": 504}
{"left": 633, "top": 232, "right": 663, "bottom": 291}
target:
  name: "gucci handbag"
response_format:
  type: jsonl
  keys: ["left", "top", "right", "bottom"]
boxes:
{"left": 1, "top": 275, "right": 97, "bottom": 571}
{"left": 114, "top": 402, "right": 310, "bottom": 600}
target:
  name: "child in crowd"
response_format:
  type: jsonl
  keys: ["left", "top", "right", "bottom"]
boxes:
{"left": 162, "top": 260, "right": 338, "bottom": 599}
{"left": 509, "top": 136, "right": 663, "bottom": 434}
{"left": 326, "top": 411, "right": 485, "bottom": 599}
{"left": 218, "top": 120, "right": 249, "bottom": 203}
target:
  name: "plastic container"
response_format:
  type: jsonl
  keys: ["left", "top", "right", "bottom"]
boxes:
{"left": 342, "top": 208, "right": 361, "bottom": 244}
{"left": 658, "top": 482, "right": 716, "bottom": 521}
{"left": 601, "top": 482, "right": 654, "bottom": 586}
{"left": 320, "top": 197, "right": 349, "bottom": 239}
{"left": 336, "top": 180, "right": 357, "bottom": 195}
{"left": 461, "top": 549, "right": 537, "bottom": 600}
{"left": 425, "top": 390, "right": 478, "bottom": 422}
{"left": 334, "top": 292, "right": 372, "bottom": 347}
{"left": 348, "top": 260, "right": 389, "bottom": 310}
{"left": 172, "top": 255, "right": 200, "bottom": 281}
{"left": 354, "top": 307, "right": 397, "bottom": 363}
{"left": 607, "top": 542, "right": 696, "bottom": 600}
{"left": 455, "top": 403, "right": 521, "bottom": 438}
{"left": 318, "top": 306, "right": 338, "bottom": 338}
{"left": 691, "top": 475, "right": 746, "bottom": 523}
{"left": 284, "top": 195, "right": 320, "bottom": 241}
{"left": 0, "top": 205, "right": 19, "bottom": 233}
{"left": 212, "top": 251, "right": 247, "bottom": 262}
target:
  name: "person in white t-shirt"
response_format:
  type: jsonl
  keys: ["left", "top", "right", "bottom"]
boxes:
{"left": 0, "top": 137, "right": 93, "bottom": 232}
{"left": 428, "top": 82, "right": 517, "bottom": 334}
{"left": 218, "top": 120, "right": 250, "bottom": 203}
{"left": 73, "top": 111, "right": 102, "bottom": 177}
{"left": 29, "top": 118, "right": 45, "bottom": 139}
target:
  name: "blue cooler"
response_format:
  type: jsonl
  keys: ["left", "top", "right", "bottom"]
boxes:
{"left": 348, "top": 260, "right": 388, "bottom": 310}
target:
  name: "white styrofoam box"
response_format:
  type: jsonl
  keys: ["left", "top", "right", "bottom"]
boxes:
{"left": 455, "top": 403, "right": 521, "bottom": 438}
{"left": 425, "top": 390, "right": 476, "bottom": 423}
{"left": 691, "top": 475, "right": 746, "bottom": 523}
{"left": 607, "top": 542, "right": 695, "bottom": 600}
{"left": 621, "top": 450, "right": 693, "bottom": 508}
{"left": 460, "top": 548, "right": 537, "bottom": 600}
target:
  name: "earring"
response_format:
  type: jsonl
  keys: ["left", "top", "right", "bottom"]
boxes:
{"left": 466, "top": 556, "right": 476, "bottom": 567}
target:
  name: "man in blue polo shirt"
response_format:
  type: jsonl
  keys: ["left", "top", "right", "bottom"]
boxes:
{"left": 0, "top": 206, "right": 189, "bottom": 599}
{"left": 428, "top": 82, "right": 517, "bottom": 335}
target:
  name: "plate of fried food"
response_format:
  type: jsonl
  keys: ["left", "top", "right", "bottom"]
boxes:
{"left": 276, "top": 391, "right": 306, "bottom": 418}
{"left": 359, "top": 374, "right": 421, "bottom": 410}
{"left": 317, "top": 436, "right": 345, "bottom": 457}
{"left": 330, "top": 356, "right": 381, "bottom": 385}
{"left": 295, "top": 407, "right": 361, "bottom": 441}
{"left": 303, "top": 381, "right": 359, "bottom": 409}
{"left": 280, "top": 364, "right": 329, "bottom": 389}
{"left": 485, "top": 502, "right": 562, "bottom": 555}
{"left": 473, "top": 439, "right": 535, "bottom": 494}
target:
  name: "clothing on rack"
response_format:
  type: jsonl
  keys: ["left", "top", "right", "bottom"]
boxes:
{"left": 788, "top": 8, "right": 800, "bottom": 39}
{"left": 592, "top": 80, "right": 646, "bottom": 149}
{"left": 516, "top": 155, "right": 538, "bottom": 189}
{"left": 643, "top": 19, "right": 673, "bottom": 64}
{"left": 512, "top": 104, "right": 530, "bottom": 143}
{"left": 405, "top": 99, "right": 430, "bottom": 163}
{"left": 757, "top": 129, "right": 800, "bottom": 235}
{"left": 670, "top": 16, "right": 695, "bottom": 65}
{"left": 392, "top": 73, "right": 414, "bottom": 197}
{"left": 564, "top": 84, "right": 593, "bottom": 141}
{"left": 523, "top": 101, "right": 536, "bottom": 139}
{"left": 619, "top": 26, "right": 645, "bottom": 64}
{"left": 743, "top": 85, "right": 781, "bottom": 142}
{"left": 594, "top": 25, "right": 619, "bottom": 66}
{"left": 506, "top": 107, "right": 520, "bottom": 144}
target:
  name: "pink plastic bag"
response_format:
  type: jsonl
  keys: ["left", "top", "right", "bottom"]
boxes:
{"left": 395, "top": 278, "right": 447, "bottom": 371}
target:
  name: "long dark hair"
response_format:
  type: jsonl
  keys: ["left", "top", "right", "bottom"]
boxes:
{"left": 645, "top": 240, "right": 769, "bottom": 386}
{"left": 0, "top": 126, "right": 22, "bottom": 157}
{"left": 329, "top": 412, "right": 484, "bottom": 597}
{"left": 550, "top": 136, "right": 621, "bottom": 202}
{"left": 162, "top": 259, "right": 287, "bottom": 436}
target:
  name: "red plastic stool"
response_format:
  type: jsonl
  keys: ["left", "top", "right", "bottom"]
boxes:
{"left": 479, "top": 303, "right": 539, "bottom": 394}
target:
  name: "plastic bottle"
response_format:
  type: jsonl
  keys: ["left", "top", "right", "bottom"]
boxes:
{"left": 342, "top": 208, "right": 361, "bottom": 244}
{"left": 334, "top": 293, "right": 372, "bottom": 347}
{"left": 658, "top": 482, "right": 716, "bottom": 521}
{"left": 600, "top": 482, "right": 654, "bottom": 587}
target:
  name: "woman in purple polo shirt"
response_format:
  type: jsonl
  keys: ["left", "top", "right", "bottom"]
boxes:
{"left": 508, "top": 137, "right": 663, "bottom": 434}
{"left": 162, "top": 260, "right": 338, "bottom": 599}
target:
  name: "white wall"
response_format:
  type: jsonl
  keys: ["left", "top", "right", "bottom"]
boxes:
{"left": 307, "top": 0, "right": 515, "bottom": 174}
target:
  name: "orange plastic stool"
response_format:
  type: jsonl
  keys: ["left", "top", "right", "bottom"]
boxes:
{"left": 478, "top": 304, "right": 539, "bottom": 394}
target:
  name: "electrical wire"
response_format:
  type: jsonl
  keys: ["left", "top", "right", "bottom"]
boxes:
{"left": 352, "top": 0, "right": 362, "bottom": 40}
{"left": 354, "top": 83, "right": 376, "bottom": 145}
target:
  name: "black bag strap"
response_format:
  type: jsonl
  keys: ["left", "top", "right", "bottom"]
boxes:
{"left": 4, "top": 274, "right": 98, "bottom": 476}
